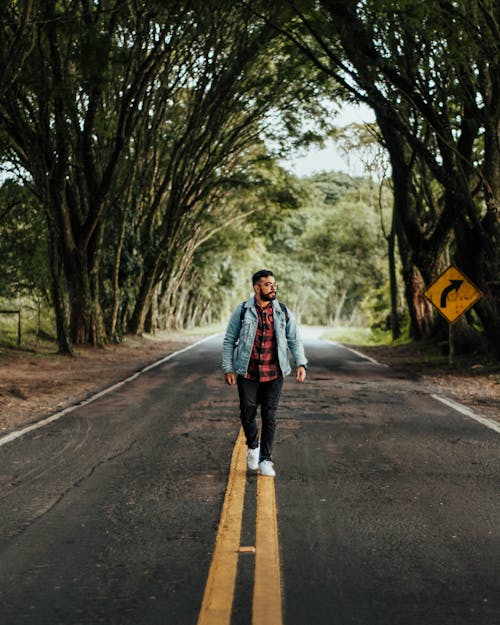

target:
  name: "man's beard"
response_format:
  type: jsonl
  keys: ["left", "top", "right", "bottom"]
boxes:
{"left": 260, "top": 291, "right": 276, "bottom": 302}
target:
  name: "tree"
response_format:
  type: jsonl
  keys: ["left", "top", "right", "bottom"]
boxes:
{"left": 143, "top": 154, "right": 307, "bottom": 330}
{"left": 250, "top": 171, "right": 389, "bottom": 327}
{"left": 1, "top": 0, "right": 336, "bottom": 350}
{"left": 335, "top": 122, "right": 402, "bottom": 338}
{"left": 106, "top": 2, "right": 336, "bottom": 336}
{"left": 2, "top": 1, "right": 194, "bottom": 350}
{"left": 0, "top": 179, "right": 49, "bottom": 298}
{"left": 256, "top": 0, "right": 499, "bottom": 353}
{"left": 0, "top": 0, "right": 39, "bottom": 95}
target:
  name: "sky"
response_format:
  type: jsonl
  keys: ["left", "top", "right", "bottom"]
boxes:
{"left": 281, "top": 102, "right": 375, "bottom": 178}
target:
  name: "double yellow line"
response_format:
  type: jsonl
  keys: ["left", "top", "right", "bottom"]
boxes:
{"left": 197, "top": 429, "right": 283, "bottom": 625}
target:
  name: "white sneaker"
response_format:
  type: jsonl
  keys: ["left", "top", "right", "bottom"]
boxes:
{"left": 259, "top": 460, "right": 276, "bottom": 477}
{"left": 247, "top": 446, "right": 260, "bottom": 471}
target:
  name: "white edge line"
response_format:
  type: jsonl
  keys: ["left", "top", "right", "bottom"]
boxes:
{"left": 0, "top": 334, "right": 218, "bottom": 449}
{"left": 431, "top": 394, "right": 500, "bottom": 435}
{"left": 331, "top": 341, "right": 388, "bottom": 367}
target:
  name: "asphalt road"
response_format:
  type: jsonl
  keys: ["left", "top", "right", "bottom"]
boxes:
{"left": 0, "top": 332, "right": 499, "bottom": 625}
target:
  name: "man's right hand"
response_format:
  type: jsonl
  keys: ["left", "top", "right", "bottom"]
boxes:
{"left": 225, "top": 372, "right": 236, "bottom": 385}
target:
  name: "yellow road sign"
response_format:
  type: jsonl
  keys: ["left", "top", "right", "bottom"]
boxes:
{"left": 424, "top": 265, "right": 482, "bottom": 324}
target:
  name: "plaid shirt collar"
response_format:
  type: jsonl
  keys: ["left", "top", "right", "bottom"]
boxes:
{"left": 245, "top": 299, "right": 281, "bottom": 382}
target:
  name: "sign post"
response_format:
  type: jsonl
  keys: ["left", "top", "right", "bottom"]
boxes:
{"left": 424, "top": 265, "right": 482, "bottom": 366}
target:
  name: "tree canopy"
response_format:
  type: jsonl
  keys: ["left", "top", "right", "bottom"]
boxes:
{"left": 1, "top": 0, "right": 498, "bottom": 357}
{"left": 254, "top": 0, "right": 499, "bottom": 351}
{"left": 0, "top": 0, "right": 335, "bottom": 351}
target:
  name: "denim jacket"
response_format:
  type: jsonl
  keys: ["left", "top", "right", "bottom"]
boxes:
{"left": 222, "top": 297, "right": 308, "bottom": 377}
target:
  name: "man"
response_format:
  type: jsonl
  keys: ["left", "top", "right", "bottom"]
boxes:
{"left": 222, "top": 269, "right": 307, "bottom": 477}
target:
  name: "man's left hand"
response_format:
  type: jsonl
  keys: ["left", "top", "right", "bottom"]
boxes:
{"left": 296, "top": 366, "right": 306, "bottom": 383}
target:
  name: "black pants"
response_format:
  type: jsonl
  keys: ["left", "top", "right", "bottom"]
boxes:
{"left": 237, "top": 375, "right": 284, "bottom": 462}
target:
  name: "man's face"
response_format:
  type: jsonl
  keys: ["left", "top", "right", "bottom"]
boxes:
{"left": 255, "top": 277, "right": 277, "bottom": 301}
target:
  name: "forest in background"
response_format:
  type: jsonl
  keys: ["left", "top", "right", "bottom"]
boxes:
{"left": 0, "top": 0, "right": 498, "bottom": 357}
{"left": 0, "top": 170, "right": 394, "bottom": 336}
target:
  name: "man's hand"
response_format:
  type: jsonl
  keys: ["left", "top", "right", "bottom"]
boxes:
{"left": 225, "top": 372, "right": 236, "bottom": 385}
{"left": 296, "top": 366, "right": 306, "bottom": 383}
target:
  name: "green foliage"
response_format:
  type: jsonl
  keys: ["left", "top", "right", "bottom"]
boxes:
{"left": 204, "top": 169, "right": 396, "bottom": 328}
{"left": 7, "top": 0, "right": 497, "bottom": 351}
{"left": 359, "top": 282, "right": 407, "bottom": 331}
{"left": 0, "top": 298, "right": 56, "bottom": 349}
{"left": 0, "top": 179, "right": 50, "bottom": 298}
{"left": 265, "top": 0, "right": 499, "bottom": 351}
{"left": 0, "top": 0, "right": 341, "bottom": 346}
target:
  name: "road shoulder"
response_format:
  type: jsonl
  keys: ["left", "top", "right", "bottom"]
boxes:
{"left": 0, "top": 331, "right": 212, "bottom": 435}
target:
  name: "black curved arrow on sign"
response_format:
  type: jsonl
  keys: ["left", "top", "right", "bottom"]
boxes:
{"left": 440, "top": 279, "right": 463, "bottom": 307}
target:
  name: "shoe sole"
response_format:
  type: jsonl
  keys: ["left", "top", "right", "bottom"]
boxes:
{"left": 258, "top": 464, "right": 275, "bottom": 477}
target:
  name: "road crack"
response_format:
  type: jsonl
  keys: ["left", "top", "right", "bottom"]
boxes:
{"left": 9, "top": 439, "right": 138, "bottom": 542}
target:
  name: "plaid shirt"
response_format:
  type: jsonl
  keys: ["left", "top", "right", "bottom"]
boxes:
{"left": 245, "top": 302, "right": 281, "bottom": 382}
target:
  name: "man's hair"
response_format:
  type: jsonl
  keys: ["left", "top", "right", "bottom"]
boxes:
{"left": 252, "top": 269, "right": 274, "bottom": 285}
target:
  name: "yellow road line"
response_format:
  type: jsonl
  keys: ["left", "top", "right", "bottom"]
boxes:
{"left": 197, "top": 428, "right": 247, "bottom": 625}
{"left": 253, "top": 475, "right": 283, "bottom": 625}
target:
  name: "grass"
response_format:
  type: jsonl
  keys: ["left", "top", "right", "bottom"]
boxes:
{"left": 0, "top": 320, "right": 393, "bottom": 352}
{"left": 319, "top": 325, "right": 410, "bottom": 347}
{"left": 0, "top": 307, "right": 56, "bottom": 352}
{"left": 0, "top": 313, "right": 224, "bottom": 356}
{"left": 320, "top": 325, "right": 500, "bottom": 373}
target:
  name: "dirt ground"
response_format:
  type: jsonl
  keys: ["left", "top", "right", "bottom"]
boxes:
{"left": 0, "top": 332, "right": 206, "bottom": 435}
{"left": 0, "top": 332, "right": 498, "bottom": 436}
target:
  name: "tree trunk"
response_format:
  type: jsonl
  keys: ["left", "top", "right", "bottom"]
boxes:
{"left": 109, "top": 203, "right": 129, "bottom": 340}
{"left": 128, "top": 257, "right": 160, "bottom": 335}
{"left": 47, "top": 227, "right": 73, "bottom": 354}
{"left": 378, "top": 115, "right": 444, "bottom": 339}
{"left": 453, "top": 206, "right": 500, "bottom": 357}
{"left": 389, "top": 151, "right": 434, "bottom": 339}
{"left": 145, "top": 283, "right": 160, "bottom": 334}
{"left": 65, "top": 240, "right": 106, "bottom": 346}
{"left": 333, "top": 289, "right": 347, "bottom": 326}
{"left": 471, "top": 95, "right": 500, "bottom": 357}
{"left": 388, "top": 207, "right": 401, "bottom": 340}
